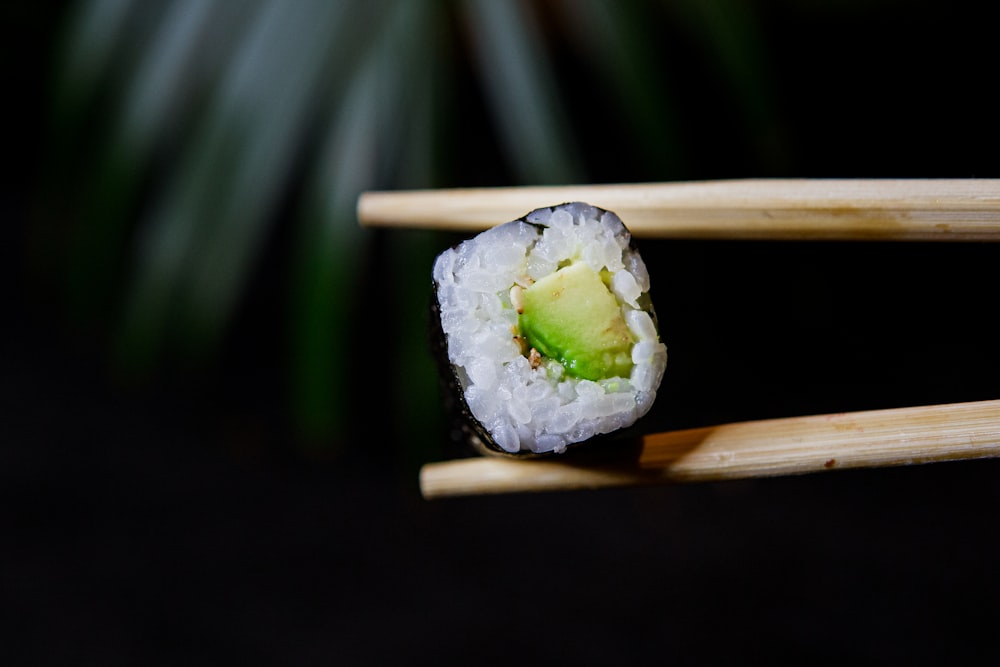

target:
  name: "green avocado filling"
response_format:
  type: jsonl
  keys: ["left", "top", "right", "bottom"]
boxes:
{"left": 518, "top": 262, "right": 634, "bottom": 381}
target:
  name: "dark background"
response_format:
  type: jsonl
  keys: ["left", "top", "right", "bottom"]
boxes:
{"left": 4, "top": 1, "right": 1000, "bottom": 664}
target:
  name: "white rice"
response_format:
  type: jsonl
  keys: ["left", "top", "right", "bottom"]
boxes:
{"left": 432, "top": 202, "right": 667, "bottom": 454}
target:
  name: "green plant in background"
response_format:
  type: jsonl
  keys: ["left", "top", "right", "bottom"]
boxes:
{"left": 36, "top": 0, "right": 777, "bottom": 459}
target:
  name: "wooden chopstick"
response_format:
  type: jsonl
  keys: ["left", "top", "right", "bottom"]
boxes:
{"left": 419, "top": 399, "right": 1000, "bottom": 499}
{"left": 358, "top": 178, "right": 1000, "bottom": 240}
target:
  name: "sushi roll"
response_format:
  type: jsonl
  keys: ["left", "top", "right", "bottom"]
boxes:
{"left": 430, "top": 202, "right": 667, "bottom": 456}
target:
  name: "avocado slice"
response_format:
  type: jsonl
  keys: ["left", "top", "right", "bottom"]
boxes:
{"left": 518, "top": 262, "right": 634, "bottom": 380}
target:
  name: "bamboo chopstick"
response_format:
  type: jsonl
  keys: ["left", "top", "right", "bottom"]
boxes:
{"left": 419, "top": 399, "right": 1000, "bottom": 499}
{"left": 358, "top": 178, "right": 1000, "bottom": 240}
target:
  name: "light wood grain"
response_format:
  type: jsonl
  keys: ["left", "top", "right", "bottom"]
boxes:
{"left": 419, "top": 399, "right": 1000, "bottom": 498}
{"left": 358, "top": 179, "right": 1000, "bottom": 240}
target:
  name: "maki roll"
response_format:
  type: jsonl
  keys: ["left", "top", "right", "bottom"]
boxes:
{"left": 431, "top": 202, "right": 667, "bottom": 456}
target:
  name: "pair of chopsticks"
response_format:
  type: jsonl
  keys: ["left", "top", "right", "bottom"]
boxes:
{"left": 357, "top": 179, "right": 1000, "bottom": 498}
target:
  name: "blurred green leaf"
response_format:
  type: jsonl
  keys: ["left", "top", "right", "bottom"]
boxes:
{"left": 564, "top": 0, "right": 685, "bottom": 179}
{"left": 462, "top": 0, "right": 583, "bottom": 184}
{"left": 117, "top": 0, "right": 359, "bottom": 369}
{"left": 40, "top": 0, "right": 783, "bottom": 456}
{"left": 670, "top": 0, "right": 789, "bottom": 171}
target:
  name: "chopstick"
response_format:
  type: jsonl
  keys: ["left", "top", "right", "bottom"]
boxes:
{"left": 358, "top": 178, "right": 1000, "bottom": 240}
{"left": 419, "top": 400, "right": 1000, "bottom": 499}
